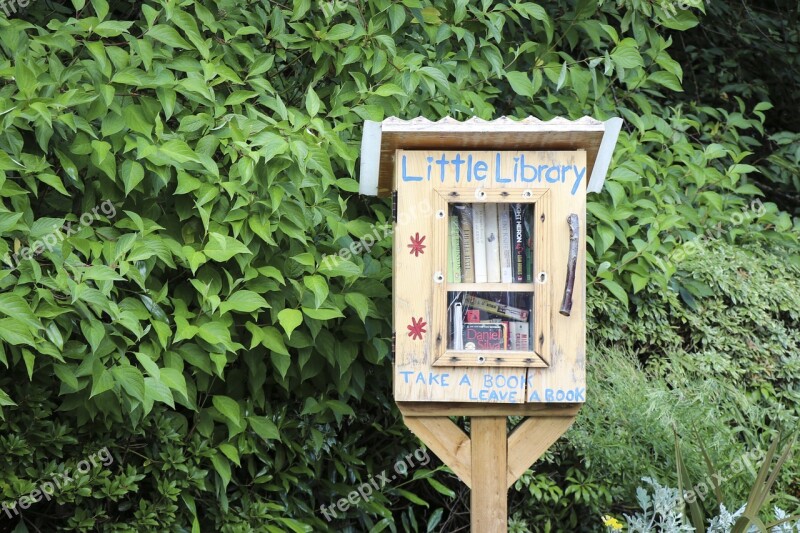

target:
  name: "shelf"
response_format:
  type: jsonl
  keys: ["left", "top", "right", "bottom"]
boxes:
{"left": 432, "top": 350, "right": 548, "bottom": 368}
{"left": 447, "top": 283, "right": 536, "bottom": 292}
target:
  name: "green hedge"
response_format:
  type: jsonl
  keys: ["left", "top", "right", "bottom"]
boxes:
{"left": 0, "top": 0, "right": 797, "bottom": 531}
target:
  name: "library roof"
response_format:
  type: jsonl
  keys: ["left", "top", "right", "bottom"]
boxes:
{"left": 359, "top": 116, "right": 622, "bottom": 197}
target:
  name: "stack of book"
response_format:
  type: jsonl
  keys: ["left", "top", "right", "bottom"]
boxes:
{"left": 448, "top": 203, "right": 532, "bottom": 283}
{"left": 451, "top": 294, "right": 532, "bottom": 351}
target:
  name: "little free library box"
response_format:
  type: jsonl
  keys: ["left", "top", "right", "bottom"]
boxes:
{"left": 359, "top": 116, "right": 622, "bottom": 530}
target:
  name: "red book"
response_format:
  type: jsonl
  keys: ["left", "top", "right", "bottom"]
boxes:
{"left": 464, "top": 323, "right": 507, "bottom": 350}
{"left": 465, "top": 309, "right": 481, "bottom": 323}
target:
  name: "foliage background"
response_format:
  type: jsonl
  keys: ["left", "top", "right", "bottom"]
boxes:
{"left": 0, "top": 0, "right": 798, "bottom": 531}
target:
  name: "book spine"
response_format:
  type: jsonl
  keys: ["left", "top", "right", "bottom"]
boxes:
{"left": 511, "top": 203, "right": 525, "bottom": 282}
{"left": 472, "top": 204, "right": 487, "bottom": 283}
{"left": 524, "top": 205, "right": 533, "bottom": 283}
{"left": 464, "top": 294, "right": 529, "bottom": 321}
{"left": 510, "top": 321, "right": 530, "bottom": 351}
{"left": 447, "top": 216, "right": 462, "bottom": 282}
{"left": 498, "top": 205, "right": 513, "bottom": 283}
{"left": 484, "top": 203, "right": 500, "bottom": 283}
{"left": 453, "top": 302, "right": 464, "bottom": 350}
{"left": 456, "top": 205, "right": 475, "bottom": 283}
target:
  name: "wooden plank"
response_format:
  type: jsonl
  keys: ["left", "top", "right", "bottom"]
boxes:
{"left": 401, "top": 416, "right": 472, "bottom": 488}
{"left": 397, "top": 402, "right": 581, "bottom": 417}
{"left": 433, "top": 352, "right": 548, "bottom": 368}
{"left": 471, "top": 416, "right": 508, "bottom": 532}
{"left": 448, "top": 282, "right": 536, "bottom": 292}
{"left": 525, "top": 150, "right": 587, "bottom": 403}
{"left": 506, "top": 416, "right": 575, "bottom": 488}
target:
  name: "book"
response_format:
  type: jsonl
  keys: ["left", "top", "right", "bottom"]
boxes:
{"left": 464, "top": 323, "right": 507, "bottom": 350}
{"left": 498, "top": 205, "right": 513, "bottom": 283}
{"left": 464, "top": 294, "right": 529, "bottom": 321}
{"left": 465, "top": 309, "right": 481, "bottom": 323}
{"left": 471, "top": 204, "right": 487, "bottom": 283}
{"left": 511, "top": 203, "right": 526, "bottom": 282}
{"left": 447, "top": 216, "right": 462, "bottom": 282}
{"left": 454, "top": 205, "right": 475, "bottom": 283}
{"left": 452, "top": 302, "right": 464, "bottom": 350}
{"left": 484, "top": 203, "right": 501, "bottom": 282}
{"left": 510, "top": 321, "right": 530, "bottom": 351}
{"left": 524, "top": 206, "right": 533, "bottom": 283}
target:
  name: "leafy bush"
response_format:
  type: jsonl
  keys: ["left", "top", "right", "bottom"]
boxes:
{"left": 0, "top": 0, "right": 797, "bottom": 531}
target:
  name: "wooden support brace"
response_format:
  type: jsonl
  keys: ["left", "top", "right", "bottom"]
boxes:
{"left": 401, "top": 415, "right": 473, "bottom": 487}
{"left": 400, "top": 407, "right": 577, "bottom": 531}
{"left": 506, "top": 416, "right": 575, "bottom": 488}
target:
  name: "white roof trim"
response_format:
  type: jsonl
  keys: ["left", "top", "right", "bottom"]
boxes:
{"left": 358, "top": 120, "right": 382, "bottom": 196}
{"left": 587, "top": 117, "right": 623, "bottom": 193}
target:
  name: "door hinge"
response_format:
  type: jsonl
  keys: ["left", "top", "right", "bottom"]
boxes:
{"left": 391, "top": 190, "right": 398, "bottom": 224}
{"left": 391, "top": 332, "right": 396, "bottom": 361}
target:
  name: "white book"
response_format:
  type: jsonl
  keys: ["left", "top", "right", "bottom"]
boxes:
{"left": 471, "top": 204, "right": 487, "bottom": 283}
{"left": 485, "top": 203, "right": 501, "bottom": 283}
{"left": 510, "top": 321, "right": 530, "bottom": 351}
{"left": 453, "top": 302, "right": 464, "bottom": 350}
{"left": 498, "top": 205, "right": 513, "bottom": 283}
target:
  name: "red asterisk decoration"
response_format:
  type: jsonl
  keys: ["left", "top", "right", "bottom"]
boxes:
{"left": 408, "top": 232, "right": 426, "bottom": 256}
{"left": 407, "top": 317, "right": 427, "bottom": 340}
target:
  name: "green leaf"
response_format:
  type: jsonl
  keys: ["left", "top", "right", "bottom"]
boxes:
{"left": 611, "top": 38, "right": 643, "bottom": 69}
{"left": 397, "top": 488, "right": 429, "bottom": 506}
{"left": 90, "top": 367, "right": 114, "bottom": 398}
{"left": 556, "top": 62, "right": 568, "bottom": 91}
{"left": 345, "top": 293, "right": 370, "bottom": 322}
{"left": 0, "top": 318, "right": 35, "bottom": 346}
{"left": 218, "top": 443, "right": 240, "bottom": 466}
{"left": 303, "top": 275, "right": 329, "bottom": 308}
{"left": 248, "top": 416, "right": 280, "bottom": 441}
{"left": 600, "top": 279, "right": 629, "bottom": 307}
{"left": 325, "top": 23, "right": 354, "bottom": 40}
{"left": 158, "top": 139, "right": 200, "bottom": 164}
{"left": 0, "top": 293, "right": 41, "bottom": 330}
{"left": 91, "top": 0, "right": 109, "bottom": 20}
{"left": 0, "top": 388, "right": 16, "bottom": 407}
{"left": 147, "top": 25, "right": 193, "bottom": 49}
{"left": 37, "top": 173, "right": 70, "bottom": 196}
{"left": 204, "top": 233, "right": 252, "bottom": 261}
{"left": 54, "top": 364, "right": 79, "bottom": 390}
{"left": 219, "top": 290, "right": 270, "bottom": 314}
{"left": 144, "top": 377, "right": 174, "bottom": 408}
{"left": 631, "top": 273, "right": 648, "bottom": 294}
{"left": 15, "top": 62, "right": 37, "bottom": 99}
{"left": 506, "top": 71, "right": 534, "bottom": 97}
{"left": 135, "top": 352, "right": 161, "bottom": 378}
{"left": 277, "top": 309, "right": 303, "bottom": 339}
{"left": 305, "top": 86, "right": 321, "bottom": 116}
{"left": 224, "top": 91, "right": 258, "bottom": 106}
{"left": 302, "top": 307, "right": 345, "bottom": 320}
{"left": 111, "top": 365, "right": 145, "bottom": 402}
{"left": 648, "top": 71, "right": 683, "bottom": 92}
{"left": 121, "top": 160, "right": 145, "bottom": 195}
{"left": 271, "top": 352, "right": 290, "bottom": 379}
{"left": 373, "top": 84, "right": 406, "bottom": 97}
{"left": 212, "top": 395, "right": 242, "bottom": 426}
{"left": 160, "top": 368, "right": 188, "bottom": 398}
{"left": 210, "top": 453, "right": 231, "bottom": 488}
{"left": 260, "top": 326, "right": 289, "bottom": 355}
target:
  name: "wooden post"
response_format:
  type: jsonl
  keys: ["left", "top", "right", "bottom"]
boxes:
{"left": 470, "top": 416, "right": 508, "bottom": 532}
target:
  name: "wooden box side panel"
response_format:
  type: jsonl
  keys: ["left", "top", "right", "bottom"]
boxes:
{"left": 393, "top": 150, "right": 587, "bottom": 404}
{"left": 526, "top": 150, "right": 586, "bottom": 403}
